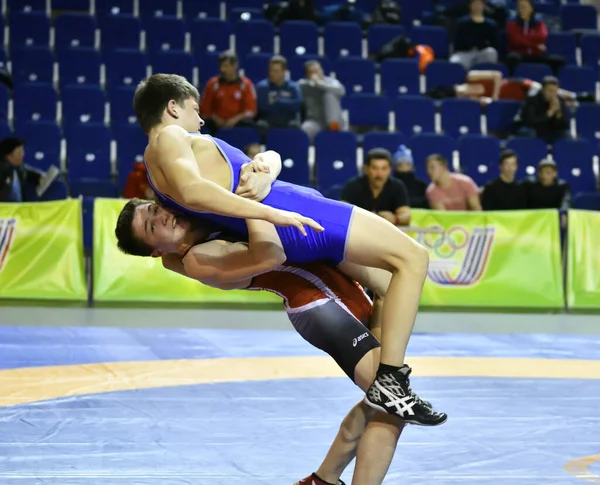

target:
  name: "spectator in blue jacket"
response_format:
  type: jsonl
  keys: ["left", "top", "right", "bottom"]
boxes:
{"left": 450, "top": 0, "right": 499, "bottom": 69}
{"left": 255, "top": 55, "right": 303, "bottom": 131}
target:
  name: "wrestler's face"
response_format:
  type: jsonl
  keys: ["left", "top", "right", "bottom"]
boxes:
{"left": 131, "top": 202, "right": 192, "bottom": 256}
{"left": 175, "top": 97, "right": 203, "bottom": 133}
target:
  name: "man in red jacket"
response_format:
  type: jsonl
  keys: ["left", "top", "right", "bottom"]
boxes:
{"left": 505, "top": 0, "right": 565, "bottom": 75}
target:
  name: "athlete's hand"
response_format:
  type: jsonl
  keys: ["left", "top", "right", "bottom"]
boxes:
{"left": 266, "top": 209, "right": 324, "bottom": 236}
{"left": 236, "top": 171, "right": 272, "bottom": 201}
{"left": 241, "top": 156, "right": 271, "bottom": 175}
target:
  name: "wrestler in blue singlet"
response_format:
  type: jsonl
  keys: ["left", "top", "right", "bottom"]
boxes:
{"left": 146, "top": 135, "right": 356, "bottom": 265}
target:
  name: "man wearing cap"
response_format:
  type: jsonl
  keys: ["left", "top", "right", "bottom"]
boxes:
{"left": 391, "top": 145, "right": 429, "bottom": 209}
{"left": 0, "top": 137, "right": 43, "bottom": 203}
{"left": 524, "top": 158, "right": 570, "bottom": 228}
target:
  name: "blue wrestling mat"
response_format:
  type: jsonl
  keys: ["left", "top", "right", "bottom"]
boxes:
{"left": 0, "top": 325, "right": 598, "bottom": 484}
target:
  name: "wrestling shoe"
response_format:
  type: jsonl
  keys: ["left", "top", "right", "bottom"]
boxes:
{"left": 364, "top": 364, "right": 447, "bottom": 426}
{"left": 294, "top": 473, "right": 346, "bottom": 485}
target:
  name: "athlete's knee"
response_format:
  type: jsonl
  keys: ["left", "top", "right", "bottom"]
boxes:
{"left": 386, "top": 239, "right": 429, "bottom": 274}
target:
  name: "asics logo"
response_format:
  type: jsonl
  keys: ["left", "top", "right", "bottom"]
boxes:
{"left": 353, "top": 332, "right": 369, "bottom": 347}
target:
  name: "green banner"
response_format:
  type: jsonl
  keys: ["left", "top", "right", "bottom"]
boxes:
{"left": 93, "top": 198, "right": 280, "bottom": 304}
{"left": 567, "top": 210, "right": 600, "bottom": 309}
{"left": 0, "top": 199, "right": 86, "bottom": 301}
{"left": 407, "top": 209, "right": 564, "bottom": 308}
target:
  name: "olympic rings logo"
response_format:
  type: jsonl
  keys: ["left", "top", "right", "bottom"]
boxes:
{"left": 416, "top": 226, "right": 470, "bottom": 259}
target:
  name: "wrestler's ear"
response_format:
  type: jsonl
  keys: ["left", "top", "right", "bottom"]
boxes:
{"left": 151, "top": 249, "right": 163, "bottom": 258}
{"left": 166, "top": 99, "right": 179, "bottom": 119}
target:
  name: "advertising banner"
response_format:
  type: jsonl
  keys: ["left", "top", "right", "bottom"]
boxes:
{"left": 0, "top": 199, "right": 86, "bottom": 301}
{"left": 567, "top": 209, "right": 600, "bottom": 309}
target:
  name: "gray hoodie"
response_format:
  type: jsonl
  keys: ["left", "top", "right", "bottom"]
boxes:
{"left": 298, "top": 76, "right": 345, "bottom": 125}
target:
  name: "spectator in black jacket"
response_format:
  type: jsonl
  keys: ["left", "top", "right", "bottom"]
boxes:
{"left": 0, "top": 137, "right": 42, "bottom": 202}
{"left": 515, "top": 76, "right": 569, "bottom": 144}
{"left": 481, "top": 149, "right": 528, "bottom": 210}
{"left": 391, "top": 145, "right": 429, "bottom": 208}
{"left": 524, "top": 158, "right": 570, "bottom": 228}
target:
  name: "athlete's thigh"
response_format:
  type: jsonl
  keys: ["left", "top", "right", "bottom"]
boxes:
{"left": 337, "top": 261, "right": 391, "bottom": 299}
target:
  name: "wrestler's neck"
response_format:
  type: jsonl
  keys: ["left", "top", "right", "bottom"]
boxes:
{"left": 177, "top": 224, "right": 218, "bottom": 255}
{"left": 148, "top": 120, "right": 190, "bottom": 140}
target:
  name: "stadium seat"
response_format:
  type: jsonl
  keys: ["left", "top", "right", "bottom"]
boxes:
{"left": 266, "top": 129, "right": 311, "bottom": 187}
{"left": 393, "top": 95, "right": 435, "bottom": 136}
{"left": 13, "top": 84, "right": 57, "bottom": 123}
{"left": 0, "top": 49, "right": 7, "bottom": 72}
{"left": 242, "top": 53, "right": 271, "bottom": 83}
{"left": 343, "top": 94, "right": 390, "bottom": 130}
{"left": 145, "top": 17, "right": 187, "bottom": 52}
{"left": 380, "top": 59, "right": 420, "bottom": 96}
{"left": 558, "top": 66, "right": 596, "bottom": 94}
{"left": 560, "top": 4, "right": 598, "bottom": 31}
{"left": 62, "top": 85, "right": 106, "bottom": 128}
{"left": 441, "top": 99, "right": 482, "bottom": 137}
{"left": 65, "top": 123, "right": 113, "bottom": 182}
{"left": 54, "top": 13, "right": 97, "bottom": 50}
{"left": 315, "top": 131, "right": 358, "bottom": 193}
{"left": 58, "top": 48, "right": 102, "bottom": 88}
{"left": 39, "top": 178, "right": 69, "bottom": 201}
{"left": 514, "top": 63, "right": 553, "bottom": 82}
{"left": 217, "top": 127, "right": 260, "bottom": 151}
{"left": 547, "top": 32, "right": 577, "bottom": 65}
{"left": 138, "top": 0, "right": 178, "bottom": 20}
{"left": 96, "top": 0, "right": 134, "bottom": 17}
{"left": 190, "top": 19, "right": 231, "bottom": 55}
{"left": 334, "top": 57, "right": 376, "bottom": 94}
{"left": 9, "top": 12, "right": 50, "bottom": 47}
{"left": 362, "top": 132, "right": 406, "bottom": 155}
{"left": 425, "top": 61, "right": 466, "bottom": 90}
{"left": 196, "top": 51, "right": 221, "bottom": 85}
{"left": 183, "top": 0, "right": 221, "bottom": 19}
{"left": 105, "top": 49, "right": 149, "bottom": 89}
{"left": 553, "top": 139, "right": 597, "bottom": 193}
{"left": 53, "top": 0, "right": 90, "bottom": 10}
{"left": 458, "top": 134, "right": 501, "bottom": 186}
{"left": 229, "top": 7, "right": 263, "bottom": 23}
{"left": 288, "top": 55, "right": 332, "bottom": 80}
{"left": 11, "top": 47, "right": 54, "bottom": 85}
{"left": 14, "top": 121, "right": 61, "bottom": 171}
{"left": 0, "top": 121, "right": 11, "bottom": 140}
{"left": 235, "top": 20, "right": 275, "bottom": 59}
{"left": 575, "top": 103, "right": 600, "bottom": 141}
{"left": 280, "top": 21, "right": 319, "bottom": 57}
{"left": 505, "top": 137, "right": 548, "bottom": 173}
{"left": 580, "top": 34, "right": 600, "bottom": 74}
{"left": 151, "top": 51, "right": 195, "bottom": 81}
{"left": 100, "top": 15, "right": 141, "bottom": 50}
{"left": 7, "top": 0, "right": 47, "bottom": 13}
{"left": 367, "top": 24, "right": 406, "bottom": 56}
{"left": 486, "top": 100, "right": 521, "bottom": 137}
{"left": 115, "top": 125, "right": 147, "bottom": 188}
{"left": 400, "top": 0, "right": 434, "bottom": 27}
{"left": 470, "top": 63, "right": 509, "bottom": 77}
{"left": 410, "top": 26, "right": 449, "bottom": 58}
{"left": 226, "top": 0, "right": 263, "bottom": 18}
{"left": 71, "top": 179, "right": 119, "bottom": 198}
{"left": 410, "top": 134, "right": 456, "bottom": 180}
{"left": 109, "top": 87, "right": 137, "bottom": 127}
{"left": 572, "top": 193, "right": 600, "bottom": 210}
{"left": 324, "top": 22, "right": 363, "bottom": 60}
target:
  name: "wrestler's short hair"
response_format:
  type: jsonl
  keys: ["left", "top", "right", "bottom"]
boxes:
{"left": 115, "top": 198, "right": 154, "bottom": 257}
{"left": 133, "top": 74, "right": 200, "bottom": 133}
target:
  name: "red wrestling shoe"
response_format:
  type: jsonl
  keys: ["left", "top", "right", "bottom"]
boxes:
{"left": 294, "top": 473, "right": 346, "bottom": 485}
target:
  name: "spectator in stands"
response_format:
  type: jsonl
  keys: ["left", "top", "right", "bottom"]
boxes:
{"left": 481, "top": 149, "right": 528, "bottom": 210}
{"left": 505, "top": 0, "right": 565, "bottom": 75}
{"left": 426, "top": 154, "right": 482, "bottom": 211}
{"left": 123, "top": 161, "right": 153, "bottom": 200}
{"left": 256, "top": 56, "right": 303, "bottom": 132}
{"left": 450, "top": 0, "right": 499, "bottom": 69}
{"left": 514, "top": 76, "right": 569, "bottom": 144}
{"left": 200, "top": 51, "right": 257, "bottom": 136}
{"left": 392, "top": 145, "right": 429, "bottom": 209}
{"left": 341, "top": 148, "right": 411, "bottom": 226}
{"left": 0, "top": 137, "right": 42, "bottom": 203}
{"left": 524, "top": 158, "right": 570, "bottom": 228}
{"left": 243, "top": 143, "right": 261, "bottom": 159}
{"left": 298, "top": 60, "right": 345, "bottom": 142}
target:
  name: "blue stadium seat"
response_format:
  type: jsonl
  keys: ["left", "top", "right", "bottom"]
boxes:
{"left": 547, "top": 32, "right": 577, "bottom": 65}
{"left": 572, "top": 193, "right": 600, "bottom": 210}
{"left": 105, "top": 49, "right": 149, "bottom": 89}
{"left": 0, "top": 49, "right": 7, "bottom": 72}
{"left": 183, "top": 0, "right": 221, "bottom": 19}
{"left": 196, "top": 51, "right": 221, "bottom": 85}
{"left": 458, "top": 135, "right": 501, "bottom": 186}
{"left": 505, "top": 137, "right": 548, "bottom": 172}
{"left": 138, "top": 0, "right": 178, "bottom": 20}
{"left": 553, "top": 139, "right": 597, "bottom": 193}
{"left": 58, "top": 48, "right": 101, "bottom": 88}
{"left": 100, "top": 15, "right": 141, "bottom": 50}
{"left": 115, "top": 125, "right": 147, "bottom": 188}
{"left": 315, "top": 131, "right": 358, "bottom": 193}
{"left": 109, "top": 87, "right": 137, "bottom": 127}
{"left": 381, "top": 59, "right": 420, "bottom": 96}
{"left": 559, "top": 66, "right": 596, "bottom": 94}
{"left": 580, "top": 34, "right": 600, "bottom": 74}
{"left": 39, "top": 179, "right": 69, "bottom": 201}
{"left": 62, "top": 85, "right": 106, "bottom": 128}
{"left": 229, "top": 7, "right": 263, "bottom": 23}
{"left": 235, "top": 20, "right": 275, "bottom": 59}
{"left": 96, "top": 0, "right": 134, "bottom": 17}
{"left": 71, "top": 180, "right": 119, "bottom": 198}
{"left": 575, "top": 103, "right": 600, "bottom": 142}
{"left": 393, "top": 95, "right": 435, "bottom": 136}
{"left": 486, "top": 100, "right": 521, "bottom": 136}
{"left": 362, "top": 132, "right": 406, "bottom": 155}
{"left": 441, "top": 99, "right": 482, "bottom": 137}
{"left": 410, "top": 134, "right": 456, "bottom": 180}
{"left": 560, "top": 4, "right": 598, "bottom": 31}
{"left": 10, "top": 12, "right": 50, "bottom": 47}
{"left": 145, "top": 17, "right": 187, "bottom": 52}
{"left": 190, "top": 19, "right": 231, "bottom": 55}
{"left": 367, "top": 24, "right": 406, "bottom": 56}
{"left": 0, "top": 85, "right": 8, "bottom": 121}
{"left": 226, "top": 0, "right": 263, "bottom": 17}
{"left": 343, "top": 94, "right": 390, "bottom": 130}
{"left": 14, "top": 121, "right": 61, "bottom": 171}
{"left": 54, "top": 13, "right": 97, "bottom": 50}
{"left": 470, "top": 63, "right": 509, "bottom": 77}
{"left": 280, "top": 21, "right": 319, "bottom": 57}
{"left": 288, "top": 55, "right": 332, "bottom": 80}
{"left": 53, "top": 0, "right": 90, "bottom": 10}
{"left": 514, "top": 63, "right": 553, "bottom": 82}
{"left": 334, "top": 57, "right": 375, "bottom": 94}
{"left": 216, "top": 127, "right": 260, "bottom": 151}
{"left": 151, "top": 51, "right": 195, "bottom": 80}
{"left": 410, "top": 26, "right": 449, "bottom": 58}
{"left": 266, "top": 129, "right": 311, "bottom": 187}
{"left": 65, "top": 123, "right": 113, "bottom": 182}
{"left": 0, "top": 121, "right": 11, "bottom": 140}
{"left": 13, "top": 84, "right": 57, "bottom": 123}
{"left": 241, "top": 53, "right": 271, "bottom": 83}
{"left": 400, "top": 0, "right": 434, "bottom": 28}
{"left": 11, "top": 47, "right": 54, "bottom": 85}
{"left": 425, "top": 61, "right": 466, "bottom": 90}
{"left": 324, "top": 22, "right": 363, "bottom": 60}
{"left": 7, "top": 0, "right": 47, "bottom": 13}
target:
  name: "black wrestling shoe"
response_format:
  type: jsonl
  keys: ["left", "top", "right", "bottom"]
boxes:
{"left": 364, "top": 365, "right": 447, "bottom": 426}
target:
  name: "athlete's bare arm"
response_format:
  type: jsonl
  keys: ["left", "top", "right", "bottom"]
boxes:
{"left": 161, "top": 255, "right": 251, "bottom": 290}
